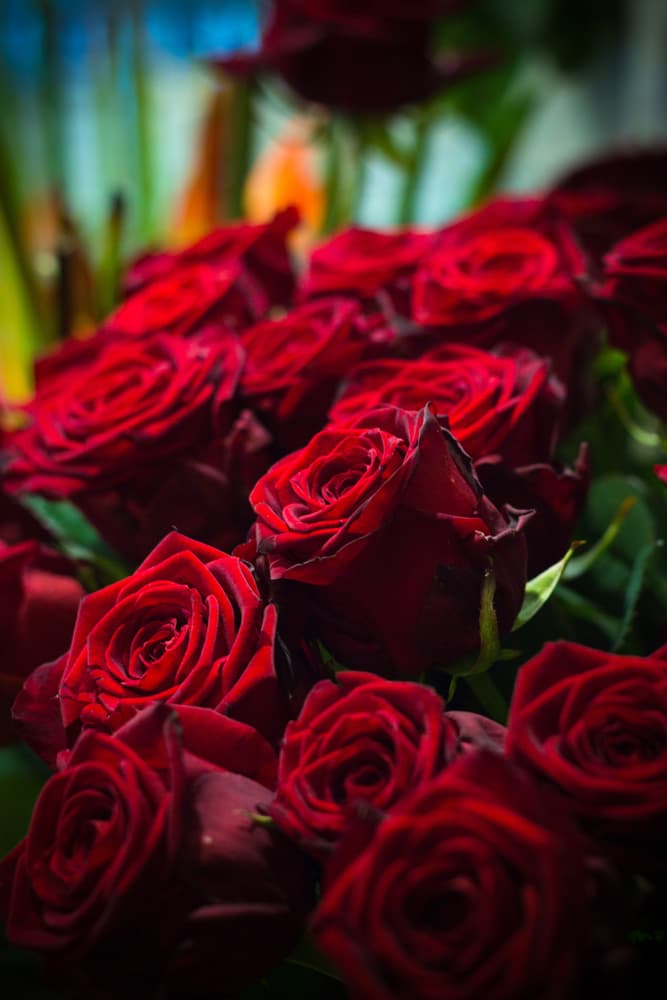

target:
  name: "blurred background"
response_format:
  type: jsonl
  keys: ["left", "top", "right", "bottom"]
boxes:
{"left": 0, "top": 0, "right": 666, "bottom": 401}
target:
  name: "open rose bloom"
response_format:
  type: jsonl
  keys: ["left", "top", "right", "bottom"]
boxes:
{"left": 2, "top": 130, "right": 667, "bottom": 1000}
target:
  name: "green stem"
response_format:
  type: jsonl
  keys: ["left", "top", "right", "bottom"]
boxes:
{"left": 397, "top": 117, "right": 428, "bottom": 225}
{"left": 321, "top": 119, "right": 343, "bottom": 234}
{"left": 227, "top": 80, "right": 253, "bottom": 220}
{"left": 464, "top": 671, "right": 509, "bottom": 724}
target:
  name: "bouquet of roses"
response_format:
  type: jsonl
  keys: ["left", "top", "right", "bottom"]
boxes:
{"left": 1, "top": 145, "right": 667, "bottom": 999}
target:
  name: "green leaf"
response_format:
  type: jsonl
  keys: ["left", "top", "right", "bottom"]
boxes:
{"left": 612, "top": 542, "right": 655, "bottom": 653}
{"left": 555, "top": 585, "right": 620, "bottom": 642}
{"left": 20, "top": 494, "right": 130, "bottom": 586}
{"left": 0, "top": 745, "right": 48, "bottom": 857}
{"left": 512, "top": 542, "right": 582, "bottom": 632}
{"left": 564, "top": 496, "right": 636, "bottom": 581}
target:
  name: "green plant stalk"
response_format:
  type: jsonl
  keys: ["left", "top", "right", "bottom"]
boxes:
{"left": 464, "top": 670, "right": 509, "bottom": 724}
{"left": 227, "top": 80, "right": 253, "bottom": 220}
{"left": 397, "top": 117, "right": 429, "bottom": 225}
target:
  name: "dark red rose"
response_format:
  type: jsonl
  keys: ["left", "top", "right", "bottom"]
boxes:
{"left": 0, "top": 704, "right": 313, "bottom": 994}
{"left": 507, "top": 641, "right": 667, "bottom": 868}
{"left": 475, "top": 444, "right": 590, "bottom": 576}
{"left": 302, "top": 226, "right": 432, "bottom": 299}
{"left": 3, "top": 332, "right": 244, "bottom": 500}
{"left": 313, "top": 751, "right": 593, "bottom": 1000}
{"left": 330, "top": 343, "right": 565, "bottom": 467}
{"left": 269, "top": 671, "right": 471, "bottom": 858}
{"left": 75, "top": 409, "right": 273, "bottom": 565}
{"left": 549, "top": 147, "right": 667, "bottom": 260}
{"left": 241, "top": 404, "right": 529, "bottom": 674}
{"left": 656, "top": 465, "right": 667, "bottom": 486}
{"left": 411, "top": 198, "right": 590, "bottom": 383}
{"left": 106, "top": 260, "right": 240, "bottom": 339}
{"left": 0, "top": 541, "right": 83, "bottom": 745}
{"left": 215, "top": 1, "right": 487, "bottom": 115}
{"left": 121, "top": 208, "right": 298, "bottom": 329}
{"left": 599, "top": 216, "right": 667, "bottom": 419}
{"left": 14, "top": 532, "right": 290, "bottom": 764}
{"left": 241, "top": 297, "right": 367, "bottom": 446}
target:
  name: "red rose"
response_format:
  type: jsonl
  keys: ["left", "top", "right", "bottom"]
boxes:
{"left": 241, "top": 297, "right": 367, "bottom": 446}
{"left": 270, "top": 672, "right": 468, "bottom": 858}
{"left": 0, "top": 541, "right": 83, "bottom": 744}
{"left": 302, "top": 227, "right": 431, "bottom": 299}
{"left": 475, "top": 445, "right": 590, "bottom": 576}
{"left": 507, "top": 641, "right": 667, "bottom": 868}
{"left": 74, "top": 409, "right": 273, "bottom": 565}
{"left": 411, "top": 198, "right": 590, "bottom": 383}
{"left": 14, "top": 532, "right": 290, "bottom": 764}
{"left": 599, "top": 216, "right": 667, "bottom": 419}
{"left": 3, "top": 332, "right": 244, "bottom": 499}
{"left": 215, "top": 1, "right": 485, "bottom": 115}
{"left": 121, "top": 209, "right": 298, "bottom": 329}
{"left": 330, "top": 343, "right": 565, "bottom": 467}
{"left": 549, "top": 147, "right": 667, "bottom": 259}
{"left": 0, "top": 704, "right": 312, "bottom": 994}
{"left": 656, "top": 465, "right": 667, "bottom": 486}
{"left": 242, "top": 404, "right": 529, "bottom": 674}
{"left": 313, "top": 751, "right": 593, "bottom": 1000}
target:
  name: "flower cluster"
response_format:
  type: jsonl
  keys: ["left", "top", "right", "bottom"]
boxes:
{"left": 1, "top": 147, "right": 667, "bottom": 998}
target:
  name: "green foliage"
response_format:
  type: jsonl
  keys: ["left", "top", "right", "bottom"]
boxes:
{"left": 20, "top": 494, "right": 130, "bottom": 588}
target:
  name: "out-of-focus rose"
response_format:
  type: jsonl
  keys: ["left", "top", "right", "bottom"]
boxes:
{"left": 302, "top": 226, "right": 431, "bottom": 299}
{"left": 0, "top": 704, "right": 313, "bottom": 995}
{"left": 314, "top": 751, "right": 594, "bottom": 1000}
{"left": 599, "top": 216, "right": 667, "bottom": 419}
{"left": 14, "top": 533, "right": 291, "bottom": 764}
{"left": 549, "top": 147, "right": 667, "bottom": 260}
{"left": 411, "top": 198, "right": 590, "bottom": 383}
{"left": 121, "top": 208, "right": 298, "bottom": 330}
{"left": 214, "top": 1, "right": 487, "bottom": 115}
{"left": 2, "top": 332, "right": 244, "bottom": 500}
{"left": 329, "top": 343, "right": 565, "bottom": 467}
{"left": 0, "top": 541, "right": 83, "bottom": 744}
{"left": 241, "top": 404, "right": 529, "bottom": 675}
{"left": 241, "top": 297, "right": 367, "bottom": 447}
{"left": 507, "top": 641, "right": 667, "bottom": 869}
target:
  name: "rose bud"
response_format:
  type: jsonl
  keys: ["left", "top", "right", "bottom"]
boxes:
{"left": 314, "top": 751, "right": 597, "bottom": 1000}
{"left": 172, "top": 769, "right": 316, "bottom": 995}
{"left": 270, "top": 671, "right": 465, "bottom": 859}
{"left": 241, "top": 403, "right": 530, "bottom": 675}
{"left": 0, "top": 541, "right": 83, "bottom": 744}
{"left": 507, "top": 641, "right": 667, "bottom": 871}
{"left": 14, "top": 532, "right": 291, "bottom": 765}
{"left": 0, "top": 705, "right": 313, "bottom": 996}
